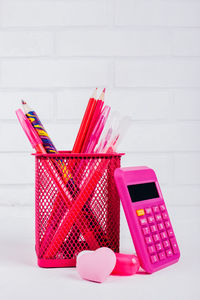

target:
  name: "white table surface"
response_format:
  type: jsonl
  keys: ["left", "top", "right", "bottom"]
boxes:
{"left": 0, "top": 206, "right": 199, "bottom": 300}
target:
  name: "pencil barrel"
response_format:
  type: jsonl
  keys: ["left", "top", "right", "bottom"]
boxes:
{"left": 35, "top": 152, "right": 122, "bottom": 268}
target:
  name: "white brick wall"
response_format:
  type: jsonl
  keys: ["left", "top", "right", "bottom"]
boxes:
{"left": 0, "top": 31, "right": 54, "bottom": 57}
{"left": 0, "top": 0, "right": 199, "bottom": 210}
{"left": 115, "top": 0, "right": 200, "bottom": 27}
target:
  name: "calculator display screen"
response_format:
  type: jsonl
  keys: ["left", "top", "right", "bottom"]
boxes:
{"left": 128, "top": 182, "right": 159, "bottom": 202}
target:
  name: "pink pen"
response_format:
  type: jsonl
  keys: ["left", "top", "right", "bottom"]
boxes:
{"left": 16, "top": 109, "right": 46, "bottom": 154}
{"left": 104, "top": 116, "right": 132, "bottom": 153}
{"left": 86, "top": 105, "right": 111, "bottom": 153}
{"left": 95, "top": 127, "right": 112, "bottom": 153}
{"left": 95, "top": 111, "right": 119, "bottom": 153}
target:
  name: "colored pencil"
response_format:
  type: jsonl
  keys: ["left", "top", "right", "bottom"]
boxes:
{"left": 22, "top": 100, "right": 57, "bottom": 153}
{"left": 81, "top": 89, "right": 105, "bottom": 152}
{"left": 72, "top": 89, "right": 97, "bottom": 153}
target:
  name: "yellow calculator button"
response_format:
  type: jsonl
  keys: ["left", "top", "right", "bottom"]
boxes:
{"left": 136, "top": 209, "right": 145, "bottom": 216}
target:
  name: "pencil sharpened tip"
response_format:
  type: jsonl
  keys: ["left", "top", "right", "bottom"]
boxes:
{"left": 91, "top": 88, "right": 98, "bottom": 99}
{"left": 21, "top": 100, "right": 26, "bottom": 105}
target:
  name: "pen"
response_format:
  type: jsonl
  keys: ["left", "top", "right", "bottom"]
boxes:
{"left": 86, "top": 105, "right": 110, "bottom": 153}
{"left": 95, "top": 111, "right": 120, "bottom": 153}
{"left": 106, "top": 116, "right": 132, "bottom": 153}
{"left": 95, "top": 127, "right": 112, "bottom": 153}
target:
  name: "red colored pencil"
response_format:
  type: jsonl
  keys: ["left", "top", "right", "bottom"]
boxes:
{"left": 81, "top": 100, "right": 102, "bottom": 152}
{"left": 99, "top": 88, "right": 106, "bottom": 102}
{"left": 72, "top": 89, "right": 97, "bottom": 153}
{"left": 80, "top": 89, "right": 105, "bottom": 152}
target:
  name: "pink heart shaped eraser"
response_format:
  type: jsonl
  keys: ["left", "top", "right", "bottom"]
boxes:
{"left": 76, "top": 247, "right": 116, "bottom": 283}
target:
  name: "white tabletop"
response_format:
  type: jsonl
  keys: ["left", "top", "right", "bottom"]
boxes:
{"left": 0, "top": 206, "right": 199, "bottom": 300}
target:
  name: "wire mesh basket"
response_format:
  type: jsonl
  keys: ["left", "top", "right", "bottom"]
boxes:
{"left": 35, "top": 152, "right": 123, "bottom": 268}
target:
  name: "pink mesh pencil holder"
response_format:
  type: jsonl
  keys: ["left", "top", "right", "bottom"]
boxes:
{"left": 35, "top": 151, "right": 123, "bottom": 268}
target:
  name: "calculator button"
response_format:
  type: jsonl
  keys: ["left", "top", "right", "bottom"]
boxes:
{"left": 158, "top": 223, "right": 165, "bottom": 231}
{"left": 165, "top": 221, "right": 171, "bottom": 229}
{"left": 145, "top": 236, "right": 153, "bottom": 245}
{"left": 150, "top": 254, "right": 158, "bottom": 264}
{"left": 160, "top": 231, "right": 168, "bottom": 240}
{"left": 136, "top": 209, "right": 145, "bottom": 216}
{"left": 158, "top": 251, "right": 166, "bottom": 260}
{"left": 160, "top": 205, "right": 166, "bottom": 212}
{"left": 142, "top": 227, "right": 150, "bottom": 236}
{"left": 148, "top": 245, "right": 156, "bottom": 254}
{"left": 140, "top": 218, "right": 148, "bottom": 226}
{"left": 168, "top": 229, "right": 174, "bottom": 238}
{"left": 162, "top": 212, "right": 168, "bottom": 220}
{"left": 155, "top": 214, "right": 162, "bottom": 222}
{"left": 166, "top": 248, "right": 173, "bottom": 257}
{"left": 170, "top": 238, "right": 179, "bottom": 254}
{"left": 147, "top": 216, "right": 155, "bottom": 224}
{"left": 150, "top": 225, "right": 158, "bottom": 233}
{"left": 163, "top": 240, "right": 170, "bottom": 249}
{"left": 153, "top": 206, "right": 159, "bottom": 213}
{"left": 145, "top": 207, "right": 152, "bottom": 215}
{"left": 156, "top": 243, "right": 163, "bottom": 252}
{"left": 153, "top": 234, "right": 160, "bottom": 243}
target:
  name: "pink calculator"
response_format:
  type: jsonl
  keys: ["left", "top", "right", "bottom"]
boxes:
{"left": 114, "top": 166, "right": 180, "bottom": 273}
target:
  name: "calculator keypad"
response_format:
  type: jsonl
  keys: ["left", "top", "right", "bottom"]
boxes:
{"left": 143, "top": 227, "right": 150, "bottom": 236}
{"left": 151, "top": 254, "right": 158, "bottom": 264}
{"left": 156, "top": 243, "right": 163, "bottom": 252}
{"left": 150, "top": 225, "right": 157, "bottom": 233}
{"left": 159, "top": 251, "right": 166, "bottom": 260}
{"left": 160, "top": 231, "right": 167, "bottom": 240}
{"left": 137, "top": 204, "right": 179, "bottom": 264}
{"left": 158, "top": 223, "right": 165, "bottom": 231}
{"left": 145, "top": 208, "right": 152, "bottom": 214}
